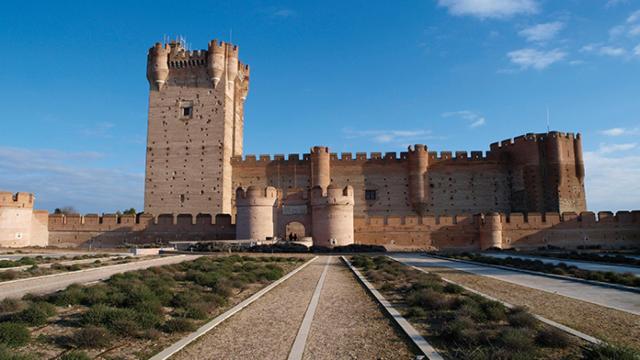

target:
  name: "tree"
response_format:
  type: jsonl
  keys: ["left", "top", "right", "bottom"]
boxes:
{"left": 53, "top": 206, "right": 78, "bottom": 215}
{"left": 122, "top": 208, "right": 137, "bottom": 215}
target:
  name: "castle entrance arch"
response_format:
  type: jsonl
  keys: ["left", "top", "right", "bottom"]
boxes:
{"left": 285, "top": 221, "right": 306, "bottom": 240}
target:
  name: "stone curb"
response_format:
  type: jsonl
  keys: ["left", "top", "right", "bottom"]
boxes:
{"left": 429, "top": 254, "right": 640, "bottom": 295}
{"left": 341, "top": 256, "right": 444, "bottom": 360}
{"left": 0, "top": 255, "right": 188, "bottom": 286}
{"left": 149, "top": 256, "right": 319, "bottom": 360}
{"left": 288, "top": 256, "right": 331, "bottom": 360}
{"left": 393, "top": 257, "right": 603, "bottom": 345}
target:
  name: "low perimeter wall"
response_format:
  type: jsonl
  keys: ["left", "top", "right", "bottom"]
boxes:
{"left": 45, "top": 211, "right": 640, "bottom": 251}
{"left": 354, "top": 211, "right": 640, "bottom": 251}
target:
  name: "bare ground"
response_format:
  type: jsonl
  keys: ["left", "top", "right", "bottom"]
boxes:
{"left": 302, "top": 257, "right": 417, "bottom": 360}
{"left": 171, "top": 257, "right": 326, "bottom": 360}
{"left": 415, "top": 264, "right": 640, "bottom": 350}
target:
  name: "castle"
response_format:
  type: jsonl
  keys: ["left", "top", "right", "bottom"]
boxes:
{"left": 1, "top": 38, "right": 639, "bottom": 250}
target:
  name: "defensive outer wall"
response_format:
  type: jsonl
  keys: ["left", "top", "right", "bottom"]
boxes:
{"left": 38, "top": 209, "right": 640, "bottom": 251}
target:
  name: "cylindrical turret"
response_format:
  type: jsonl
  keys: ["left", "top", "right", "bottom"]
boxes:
{"left": 311, "top": 185, "right": 354, "bottom": 248}
{"left": 310, "top": 146, "right": 330, "bottom": 192}
{"left": 407, "top": 144, "right": 429, "bottom": 215}
{"left": 574, "top": 133, "right": 585, "bottom": 182}
{"left": 236, "top": 186, "right": 277, "bottom": 240}
{"left": 479, "top": 212, "right": 503, "bottom": 250}
{"left": 226, "top": 44, "right": 239, "bottom": 89}
{"left": 146, "top": 43, "right": 170, "bottom": 91}
{"left": 207, "top": 40, "right": 226, "bottom": 88}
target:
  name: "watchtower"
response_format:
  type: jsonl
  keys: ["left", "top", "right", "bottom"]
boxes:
{"left": 144, "top": 39, "right": 250, "bottom": 216}
{"left": 310, "top": 185, "right": 355, "bottom": 247}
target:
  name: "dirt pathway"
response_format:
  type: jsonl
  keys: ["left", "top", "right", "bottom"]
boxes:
{"left": 171, "top": 257, "right": 326, "bottom": 359}
{"left": 302, "top": 257, "right": 417, "bottom": 359}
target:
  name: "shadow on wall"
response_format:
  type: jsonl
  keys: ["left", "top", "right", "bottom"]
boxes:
{"left": 47, "top": 213, "right": 235, "bottom": 248}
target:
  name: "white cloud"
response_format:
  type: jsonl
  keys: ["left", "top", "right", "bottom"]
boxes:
{"left": 442, "top": 110, "right": 487, "bottom": 128}
{"left": 518, "top": 22, "right": 564, "bottom": 42}
{"left": 635, "top": 44, "right": 640, "bottom": 56}
{"left": 609, "top": 25, "right": 626, "bottom": 38}
{"left": 272, "top": 8, "right": 296, "bottom": 18}
{"left": 584, "top": 150, "right": 640, "bottom": 211}
{"left": 599, "top": 46, "right": 627, "bottom": 56}
{"left": 601, "top": 127, "right": 640, "bottom": 136}
{"left": 601, "top": 127, "right": 626, "bottom": 136}
{"left": 627, "top": 10, "right": 640, "bottom": 23}
{"left": 342, "top": 129, "right": 434, "bottom": 144}
{"left": 630, "top": 25, "right": 640, "bottom": 36}
{"left": 597, "top": 142, "right": 637, "bottom": 154}
{"left": 0, "top": 146, "right": 143, "bottom": 213}
{"left": 436, "top": 0, "right": 538, "bottom": 19}
{"left": 507, "top": 48, "right": 566, "bottom": 70}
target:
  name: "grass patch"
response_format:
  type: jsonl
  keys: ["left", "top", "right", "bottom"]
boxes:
{"left": 0, "top": 322, "right": 30, "bottom": 347}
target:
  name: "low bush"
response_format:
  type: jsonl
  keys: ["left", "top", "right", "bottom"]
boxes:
{"left": 499, "top": 328, "right": 536, "bottom": 352}
{"left": 162, "top": 318, "right": 196, "bottom": 333}
{"left": 0, "top": 270, "right": 18, "bottom": 281}
{"left": 14, "top": 302, "right": 56, "bottom": 326}
{"left": 582, "top": 343, "right": 640, "bottom": 360}
{"left": 441, "top": 316, "right": 479, "bottom": 345}
{"left": 0, "top": 298, "right": 23, "bottom": 314}
{"left": 481, "top": 300, "right": 507, "bottom": 322}
{"left": 406, "top": 289, "right": 450, "bottom": 310}
{"left": 507, "top": 307, "right": 537, "bottom": 329}
{"left": 443, "top": 283, "right": 464, "bottom": 294}
{"left": 0, "top": 322, "right": 30, "bottom": 347}
{"left": 535, "top": 327, "right": 572, "bottom": 348}
{"left": 70, "top": 326, "right": 112, "bottom": 348}
{"left": 406, "top": 306, "right": 427, "bottom": 318}
{"left": 60, "top": 350, "right": 91, "bottom": 360}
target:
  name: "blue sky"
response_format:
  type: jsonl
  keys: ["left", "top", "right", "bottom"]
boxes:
{"left": 0, "top": 0, "right": 639, "bottom": 213}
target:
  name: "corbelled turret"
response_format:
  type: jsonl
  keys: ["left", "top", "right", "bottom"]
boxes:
{"left": 146, "top": 43, "right": 170, "bottom": 91}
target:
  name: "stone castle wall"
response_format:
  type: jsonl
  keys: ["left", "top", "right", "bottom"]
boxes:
{"left": 354, "top": 211, "right": 640, "bottom": 251}
{"left": 47, "top": 213, "right": 234, "bottom": 248}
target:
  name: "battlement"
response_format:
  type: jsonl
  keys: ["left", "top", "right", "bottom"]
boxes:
{"left": 48, "top": 212, "right": 234, "bottom": 229}
{"left": 0, "top": 192, "right": 35, "bottom": 208}
{"left": 310, "top": 185, "right": 354, "bottom": 205}
{"left": 489, "top": 131, "right": 581, "bottom": 152}
{"left": 236, "top": 186, "right": 278, "bottom": 201}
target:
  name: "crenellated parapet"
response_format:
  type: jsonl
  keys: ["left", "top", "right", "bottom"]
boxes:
{"left": 0, "top": 192, "right": 35, "bottom": 209}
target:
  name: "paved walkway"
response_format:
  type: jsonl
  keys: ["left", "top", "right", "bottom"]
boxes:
{"left": 391, "top": 253, "right": 640, "bottom": 316}
{"left": 484, "top": 252, "right": 640, "bottom": 277}
{"left": 0, "top": 255, "right": 199, "bottom": 300}
{"left": 172, "top": 256, "right": 415, "bottom": 359}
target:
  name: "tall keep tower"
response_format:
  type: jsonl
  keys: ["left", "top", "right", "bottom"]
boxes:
{"left": 144, "top": 39, "right": 249, "bottom": 216}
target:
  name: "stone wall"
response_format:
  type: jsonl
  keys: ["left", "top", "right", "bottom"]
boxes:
{"left": 47, "top": 213, "right": 234, "bottom": 248}
{"left": 354, "top": 211, "right": 640, "bottom": 251}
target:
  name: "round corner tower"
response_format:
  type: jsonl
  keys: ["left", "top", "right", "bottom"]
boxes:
{"left": 479, "top": 212, "right": 503, "bottom": 250}
{"left": 310, "top": 146, "right": 331, "bottom": 192}
{"left": 236, "top": 186, "right": 277, "bottom": 240}
{"left": 310, "top": 184, "right": 354, "bottom": 247}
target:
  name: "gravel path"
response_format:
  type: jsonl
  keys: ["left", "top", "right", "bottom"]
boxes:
{"left": 0, "top": 255, "right": 199, "bottom": 300}
{"left": 302, "top": 257, "right": 417, "bottom": 360}
{"left": 393, "top": 255, "right": 640, "bottom": 350}
{"left": 172, "top": 257, "right": 326, "bottom": 360}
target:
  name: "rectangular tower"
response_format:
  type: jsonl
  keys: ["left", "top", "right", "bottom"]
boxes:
{"left": 144, "top": 39, "right": 249, "bottom": 216}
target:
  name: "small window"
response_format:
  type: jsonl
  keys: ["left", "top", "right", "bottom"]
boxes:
{"left": 365, "top": 190, "right": 377, "bottom": 201}
{"left": 183, "top": 106, "right": 192, "bottom": 117}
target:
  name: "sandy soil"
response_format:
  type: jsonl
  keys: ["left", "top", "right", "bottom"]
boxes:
{"left": 172, "top": 257, "right": 326, "bottom": 360}
{"left": 303, "top": 257, "right": 417, "bottom": 359}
